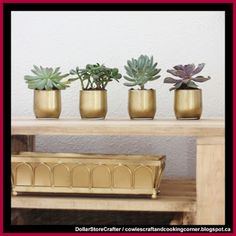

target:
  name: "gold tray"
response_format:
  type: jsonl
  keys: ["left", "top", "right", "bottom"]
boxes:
{"left": 11, "top": 152, "right": 165, "bottom": 198}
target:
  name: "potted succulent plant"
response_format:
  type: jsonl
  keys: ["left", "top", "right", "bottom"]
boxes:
{"left": 24, "top": 65, "right": 71, "bottom": 118}
{"left": 163, "top": 63, "right": 211, "bottom": 119}
{"left": 123, "top": 55, "right": 161, "bottom": 119}
{"left": 69, "top": 63, "right": 122, "bottom": 119}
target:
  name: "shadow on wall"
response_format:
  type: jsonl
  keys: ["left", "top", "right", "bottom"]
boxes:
{"left": 36, "top": 136, "right": 196, "bottom": 178}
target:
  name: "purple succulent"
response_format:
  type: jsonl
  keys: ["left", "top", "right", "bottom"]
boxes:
{"left": 164, "top": 63, "right": 211, "bottom": 91}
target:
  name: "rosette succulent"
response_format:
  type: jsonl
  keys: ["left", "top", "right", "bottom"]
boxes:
{"left": 69, "top": 63, "right": 122, "bottom": 90}
{"left": 24, "top": 65, "right": 71, "bottom": 90}
{"left": 123, "top": 55, "right": 161, "bottom": 90}
{"left": 164, "top": 63, "right": 211, "bottom": 91}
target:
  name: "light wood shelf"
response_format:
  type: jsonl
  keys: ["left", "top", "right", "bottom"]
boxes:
{"left": 11, "top": 117, "right": 224, "bottom": 136}
{"left": 11, "top": 179, "right": 196, "bottom": 212}
{"left": 11, "top": 117, "right": 225, "bottom": 225}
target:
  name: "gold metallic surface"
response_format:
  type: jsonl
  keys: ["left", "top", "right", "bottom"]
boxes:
{"left": 80, "top": 90, "right": 107, "bottom": 119}
{"left": 11, "top": 152, "right": 165, "bottom": 198}
{"left": 174, "top": 89, "right": 202, "bottom": 120}
{"left": 34, "top": 90, "right": 61, "bottom": 118}
{"left": 128, "top": 89, "right": 156, "bottom": 119}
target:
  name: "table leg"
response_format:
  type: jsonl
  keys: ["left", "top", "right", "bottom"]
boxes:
{"left": 11, "top": 135, "right": 35, "bottom": 225}
{"left": 196, "top": 137, "right": 225, "bottom": 225}
{"left": 11, "top": 135, "right": 35, "bottom": 153}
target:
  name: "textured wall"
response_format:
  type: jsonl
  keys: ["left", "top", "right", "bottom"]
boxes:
{"left": 11, "top": 11, "right": 225, "bottom": 177}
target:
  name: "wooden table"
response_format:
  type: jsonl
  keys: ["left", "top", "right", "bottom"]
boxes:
{"left": 11, "top": 118, "right": 225, "bottom": 225}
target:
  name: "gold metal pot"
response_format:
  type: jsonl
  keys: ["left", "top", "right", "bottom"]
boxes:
{"left": 34, "top": 90, "right": 61, "bottom": 118}
{"left": 128, "top": 89, "right": 156, "bottom": 119}
{"left": 174, "top": 89, "right": 202, "bottom": 120}
{"left": 80, "top": 90, "right": 107, "bottom": 119}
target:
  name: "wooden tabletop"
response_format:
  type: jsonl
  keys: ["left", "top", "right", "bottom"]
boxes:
{"left": 11, "top": 117, "right": 225, "bottom": 136}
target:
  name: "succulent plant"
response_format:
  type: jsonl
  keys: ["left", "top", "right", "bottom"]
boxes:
{"left": 24, "top": 65, "right": 71, "bottom": 90}
{"left": 69, "top": 63, "right": 122, "bottom": 90}
{"left": 164, "top": 63, "right": 211, "bottom": 91}
{"left": 123, "top": 55, "right": 161, "bottom": 90}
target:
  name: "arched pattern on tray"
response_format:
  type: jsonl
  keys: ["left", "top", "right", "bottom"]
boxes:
{"left": 34, "top": 163, "right": 52, "bottom": 186}
{"left": 71, "top": 164, "right": 90, "bottom": 188}
{"left": 15, "top": 162, "right": 34, "bottom": 186}
{"left": 52, "top": 163, "right": 70, "bottom": 187}
{"left": 113, "top": 165, "right": 132, "bottom": 188}
{"left": 134, "top": 165, "right": 153, "bottom": 189}
{"left": 92, "top": 164, "right": 111, "bottom": 188}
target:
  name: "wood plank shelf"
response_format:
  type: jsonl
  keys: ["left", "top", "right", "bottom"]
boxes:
{"left": 11, "top": 117, "right": 225, "bottom": 225}
{"left": 11, "top": 179, "right": 196, "bottom": 212}
{"left": 11, "top": 118, "right": 224, "bottom": 136}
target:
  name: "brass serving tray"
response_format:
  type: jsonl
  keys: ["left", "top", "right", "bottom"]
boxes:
{"left": 11, "top": 152, "right": 165, "bottom": 198}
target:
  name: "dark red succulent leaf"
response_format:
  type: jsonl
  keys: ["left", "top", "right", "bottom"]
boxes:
{"left": 192, "top": 76, "right": 211, "bottom": 82}
{"left": 163, "top": 77, "right": 181, "bottom": 83}
{"left": 167, "top": 69, "right": 186, "bottom": 79}
{"left": 184, "top": 64, "right": 195, "bottom": 76}
{"left": 191, "top": 63, "right": 205, "bottom": 76}
{"left": 165, "top": 63, "right": 210, "bottom": 91}
{"left": 173, "top": 65, "right": 184, "bottom": 70}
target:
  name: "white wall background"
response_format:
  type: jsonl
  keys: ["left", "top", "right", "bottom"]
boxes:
{"left": 11, "top": 11, "right": 225, "bottom": 177}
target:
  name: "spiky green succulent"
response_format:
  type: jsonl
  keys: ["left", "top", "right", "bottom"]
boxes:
{"left": 24, "top": 65, "right": 71, "bottom": 90}
{"left": 69, "top": 63, "right": 122, "bottom": 90}
{"left": 123, "top": 55, "right": 161, "bottom": 90}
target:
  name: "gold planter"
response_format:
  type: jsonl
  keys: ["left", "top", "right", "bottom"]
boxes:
{"left": 34, "top": 90, "right": 61, "bottom": 118}
{"left": 11, "top": 152, "right": 165, "bottom": 198}
{"left": 80, "top": 90, "right": 107, "bottom": 119}
{"left": 174, "top": 89, "right": 202, "bottom": 120}
{"left": 128, "top": 89, "right": 156, "bottom": 119}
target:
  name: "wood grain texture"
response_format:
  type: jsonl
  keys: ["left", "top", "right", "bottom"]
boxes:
{"left": 197, "top": 137, "right": 225, "bottom": 145}
{"left": 196, "top": 137, "right": 225, "bottom": 225}
{"left": 11, "top": 135, "right": 35, "bottom": 153}
{"left": 12, "top": 179, "right": 196, "bottom": 212}
{"left": 11, "top": 118, "right": 224, "bottom": 136}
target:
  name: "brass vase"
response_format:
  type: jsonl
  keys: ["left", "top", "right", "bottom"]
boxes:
{"left": 34, "top": 90, "right": 61, "bottom": 118}
{"left": 174, "top": 89, "right": 202, "bottom": 120}
{"left": 128, "top": 89, "right": 156, "bottom": 119}
{"left": 80, "top": 90, "right": 107, "bottom": 119}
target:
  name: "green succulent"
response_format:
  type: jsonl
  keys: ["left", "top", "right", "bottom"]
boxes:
{"left": 123, "top": 55, "right": 161, "bottom": 90}
{"left": 69, "top": 63, "right": 122, "bottom": 90}
{"left": 24, "top": 65, "right": 71, "bottom": 90}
